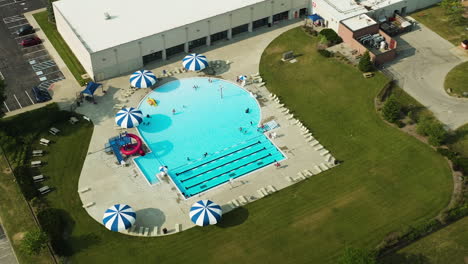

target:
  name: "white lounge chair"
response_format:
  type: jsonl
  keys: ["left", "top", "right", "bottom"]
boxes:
{"left": 314, "top": 165, "right": 322, "bottom": 173}
{"left": 303, "top": 170, "right": 314, "bottom": 177}
{"left": 83, "top": 202, "right": 95, "bottom": 208}
{"left": 231, "top": 199, "right": 240, "bottom": 207}
{"left": 267, "top": 185, "right": 277, "bottom": 193}
{"left": 175, "top": 224, "right": 181, "bottom": 232}
{"left": 257, "top": 189, "right": 265, "bottom": 198}
{"left": 320, "top": 150, "right": 330, "bottom": 156}
{"left": 78, "top": 187, "right": 91, "bottom": 193}
{"left": 145, "top": 227, "right": 150, "bottom": 236}
{"left": 238, "top": 196, "right": 248, "bottom": 204}
{"left": 314, "top": 144, "right": 324, "bottom": 151}
{"left": 319, "top": 163, "right": 329, "bottom": 171}
{"left": 83, "top": 116, "right": 91, "bottom": 122}
{"left": 260, "top": 188, "right": 268, "bottom": 196}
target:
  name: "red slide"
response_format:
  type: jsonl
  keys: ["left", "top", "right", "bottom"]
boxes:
{"left": 120, "top": 133, "right": 145, "bottom": 156}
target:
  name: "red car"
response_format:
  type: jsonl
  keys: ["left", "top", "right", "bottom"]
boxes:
{"left": 21, "top": 36, "right": 42, "bottom": 47}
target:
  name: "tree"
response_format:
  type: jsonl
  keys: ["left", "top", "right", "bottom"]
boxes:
{"left": 47, "top": 0, "right": 58, "bottom": 23}
{"left": 21, "top": 230, "right": 48, "bottom": 255}
{"left": 427, "top": 122, "right": 448, "bottom": 146}
{"left": 382, "top": 95, "right": 401, "bottom": 123}
{"left": 338, "top": 247, "right": 377, "bottom": 264}
{"left": 358, "top": 51, "right": 373, "bottom": 72}
{"left": 440, "top": 0, "right": 465, "bottom": 25}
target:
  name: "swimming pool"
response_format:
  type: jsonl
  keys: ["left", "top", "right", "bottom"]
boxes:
{"left": 135, "top": 77, "right": 284, "bottom": 197}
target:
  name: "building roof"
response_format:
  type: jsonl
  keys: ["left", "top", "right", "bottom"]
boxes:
{"left": 54, "top": 0, "right": 265, "bottom": 52}
{"left": 341, "top": 14, "right": 377, "bottom": 31}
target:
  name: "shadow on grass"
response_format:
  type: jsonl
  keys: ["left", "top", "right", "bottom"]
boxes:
{"left": 380, "top": 252, "right": 432, "bottom": 264}
{"left": 216, "top": 207, "right": 249, "bottom": 228}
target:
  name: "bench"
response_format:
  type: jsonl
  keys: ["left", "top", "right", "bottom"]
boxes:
{"left": 363, "top": 72, "right": 374, "bottom": 78}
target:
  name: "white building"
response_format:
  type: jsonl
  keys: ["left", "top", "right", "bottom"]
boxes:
{"left": 54, "top": 0, "right": 310, "bottom": 81}
{"left": 312, "top": 0, "right": 441, "bottom": 32}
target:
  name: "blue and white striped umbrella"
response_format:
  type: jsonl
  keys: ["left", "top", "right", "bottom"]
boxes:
{"left": 130, "top": 70, "right": 157, "bottom": 88}
{"left": 182, "top": 53, "right": 209, "bottom": 71}
{"left": 115, "top": 107, "right": 143, "bottom": 128}
{"left": 102, "top": 204, "right": 136, "bottom": 232}
{"left": 239, "top": 75, "right": 247, "bottom": 81}
{"left": 189, "top": 200, "right": 222, "bottom": 226}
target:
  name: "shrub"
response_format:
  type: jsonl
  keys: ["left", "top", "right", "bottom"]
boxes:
{"left": 445, "top": 202, "right": 468, "bottom": 222}
{"left": 358, "top": 51, "right": 373, "bottom": 72}
{"left": 338, "top": 247, "right": 377, "bottom": 264}
{"left": 416, "top": 116, "right": 432, "bottom": 136}
{"left": 427, "top": 122, "right": 448, "bottom": 146}
{"left": 319, "top": 28, "right": 343, "bottom": 45}
{"left": 452, "top": 157, "right": 468, "bottom": 174}
{"left": 318, "top": 49, "right": 333, "bottom": 57}
{"left": 437, "top": 148, "right": 457, "bottom": 160}
{"left": 20, "top": 230, "right": 48, "bottom": 255}
{"left": 13, "top": 165, "right": 37, "bottom": 201}
{"left": 37, "top": 208, "right": 72, "bottom": 256}
{"left": 408, "top": 110, "right": 418, "bottom": 123}
{"left": 382, "top": 95, "right": 401, "bottom": 123}
{"left": 397, "top": 121, "right": 406, "bottom": 128}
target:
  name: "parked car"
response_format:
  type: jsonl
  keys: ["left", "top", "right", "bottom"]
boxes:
{"left": 31, "top": 86, "right": 52, "bottom": 103}
{"left": 20, "top": 36, "right": 41, "bottom": 47}
{"left": 16, "top": 25, "right": 34, "bottom": 36}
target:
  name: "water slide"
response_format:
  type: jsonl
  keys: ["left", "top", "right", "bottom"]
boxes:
{"left": 120, "top": 133, "right": 145, "bottom": 156}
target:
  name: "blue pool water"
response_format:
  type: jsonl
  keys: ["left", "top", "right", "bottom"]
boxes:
{"left": 135, "top": 78, "right": 284, "bottom": 197}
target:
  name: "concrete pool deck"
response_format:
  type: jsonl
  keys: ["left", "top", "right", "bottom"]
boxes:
{"left": 75, "top": 21, "right": 338, "bottom": 236}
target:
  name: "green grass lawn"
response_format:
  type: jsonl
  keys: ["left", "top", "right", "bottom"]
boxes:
{"left": 412, "top": 5, "right": 468, "bottom": 46}
{"left": 445, "top": 61, "right": 468, "bottom": 97}
{"left": 382, "top": 217, "right": 468, "bottom": 264}
{"left": 1, "top": 27, "right": 453, "bottom": 263}
{"left": 0, "top": 153, "right": 52, "bottom": 264}
{"left": 33, "top": 12, "right": 88, "bottom": 84}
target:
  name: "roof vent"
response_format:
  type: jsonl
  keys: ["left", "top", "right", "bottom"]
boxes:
{"left": 104, "top": 12, "right": 111, "bottom": 20}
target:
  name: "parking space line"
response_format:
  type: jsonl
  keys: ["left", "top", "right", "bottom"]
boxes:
{"left": 14, "top": 32, "right": 34, "bottom": 38}
{"left": 0, "top": 0, "right": 25, "bottom": 7}
{"left": 7, "top": 22, "right": 28, "bottom": 29}
{"left": 2, "top": 102, "right": 9, "bottom": 112}
{"left": 12, "top": 94, "right": 22, "bottom": 108}
{"left": 2, "top": 15, "right": 25, "bottom": 24}
{"left": 41, "top": 70, "right": 61, "bottom": 76}
{"left": 23, "top": 49, "right": 45, "bottom": 56}
{"left": 28, "top": 54, "right": 48, "bottom": 62}
{"left": 24, "top": 90, "right": 34, "bottom": 104}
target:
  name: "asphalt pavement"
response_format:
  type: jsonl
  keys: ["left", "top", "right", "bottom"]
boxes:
{"left": 0, "top": 0, "right": 64, "bottom": 113}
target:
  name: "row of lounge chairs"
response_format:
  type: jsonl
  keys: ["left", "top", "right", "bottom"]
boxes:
{"left": 127, "top": 224, "right": 182, "bottom": 236}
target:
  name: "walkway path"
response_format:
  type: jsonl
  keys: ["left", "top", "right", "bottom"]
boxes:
{"left": 0, "top": 224, "right": 18, "bottom": 264}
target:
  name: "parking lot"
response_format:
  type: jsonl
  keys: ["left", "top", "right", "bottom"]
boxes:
{"left": 0, "top": 0, "right": 65, "bottom": 113}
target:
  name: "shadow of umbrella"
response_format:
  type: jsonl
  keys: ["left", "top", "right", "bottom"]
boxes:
{"left": 216, "top": 207, "right": 249, "bottom": 228}
{"left": 134, "top": 208, "right": 166, "bottom": 228}
{"left": 202, "top": 60, "right": 231, "bottom": 76}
